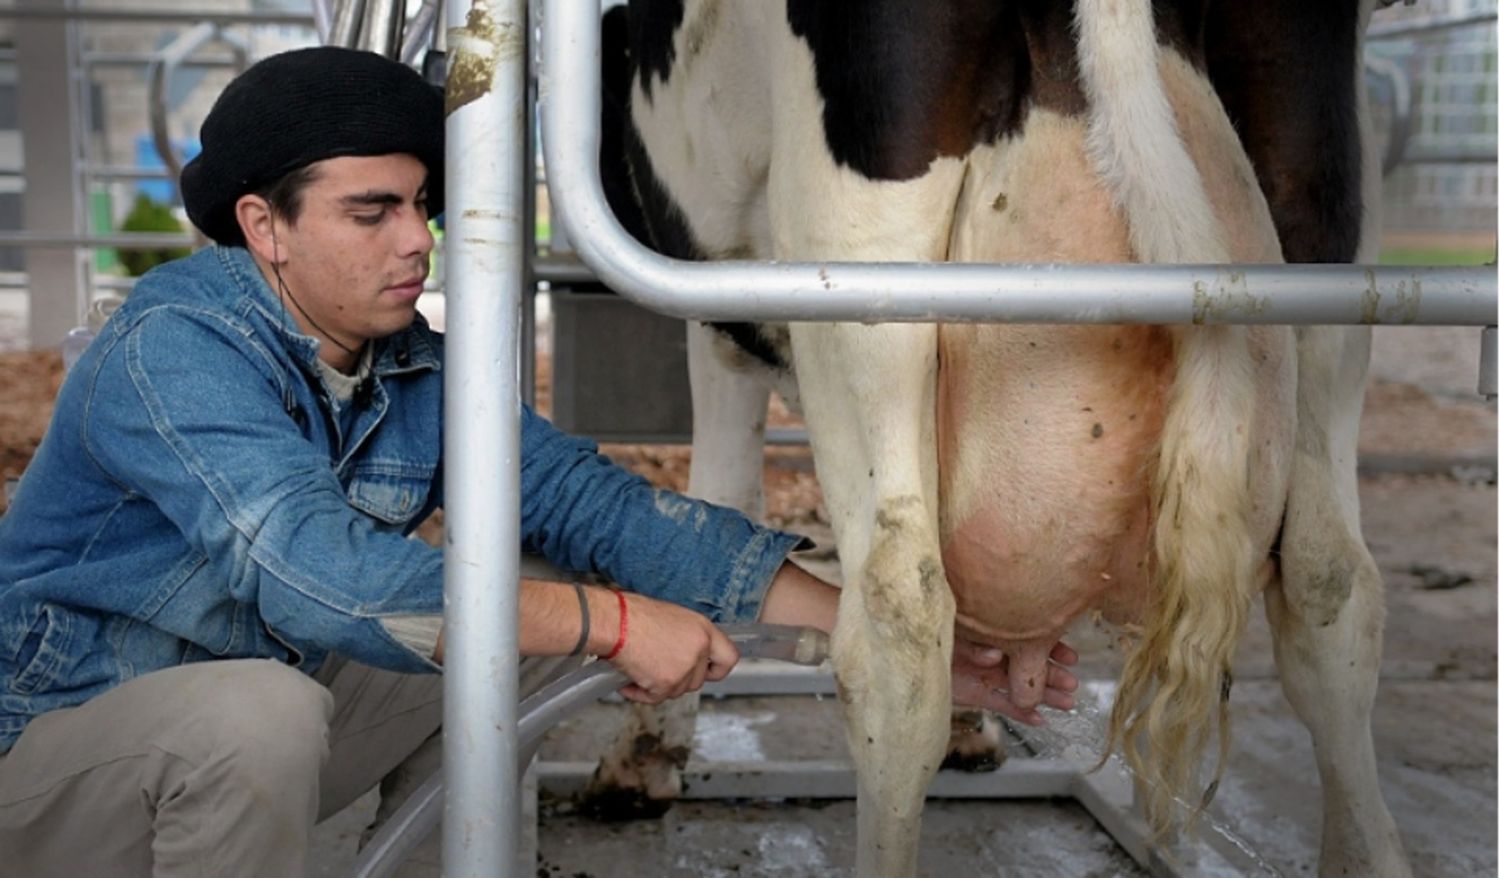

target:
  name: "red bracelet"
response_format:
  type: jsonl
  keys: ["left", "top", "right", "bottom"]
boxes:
{"left": 602, "top": 590, "right": 629, "bottom": 661}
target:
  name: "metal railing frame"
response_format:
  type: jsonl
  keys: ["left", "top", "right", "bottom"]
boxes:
{"left": 538, "top": 0, "right": 1493, "bottom": 327}
{"left": 433, "top": 1, "right": 1500, "bottom": 875}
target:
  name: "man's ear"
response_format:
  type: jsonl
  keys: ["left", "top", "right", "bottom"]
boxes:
{"left": 235, "top": 194, "right": 282, "bottom": 265}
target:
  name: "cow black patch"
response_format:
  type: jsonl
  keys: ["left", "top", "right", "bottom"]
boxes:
{"left": 786, "top": 0, "right": 1029, "bottom": 180}
{"left": 602, "top": 5, "right": 653, "bottom": 249}
{"left": 608, "top": 4, "right": 788, "bottom": 372}
{"left": 1016, "top": 0, "right": 1086, "bottom": 117}
{"left": 628, "top": 0, "right": 685, "bottom": 102}
{"left": 1153, "top": 0, "right": 1210, "bottom": 70}
{"left": 1205, "top": 2, "right": 1363, "bottom": 263}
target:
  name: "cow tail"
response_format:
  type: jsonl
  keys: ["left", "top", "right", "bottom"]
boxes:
{"left": 1075, "top": 0, "right": 1257, "bottom": 836}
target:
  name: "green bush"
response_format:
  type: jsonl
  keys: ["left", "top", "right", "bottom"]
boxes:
{"left": 119, "top": 194, "right": 191, "bottom": 277}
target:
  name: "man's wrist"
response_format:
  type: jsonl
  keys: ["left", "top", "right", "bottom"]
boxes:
{"left": 584, "top": 585, "right": 624, "bottom": 656}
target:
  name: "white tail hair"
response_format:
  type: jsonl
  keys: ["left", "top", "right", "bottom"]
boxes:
{"left": 1075, "top": 0, "right": 1258, "bottom": 835}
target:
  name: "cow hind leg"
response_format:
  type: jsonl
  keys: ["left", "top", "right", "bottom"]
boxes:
{"left": 1267, "top": 326, "right": 1411, "bottom": 877}
{"left": 583, "top": 323, "right": 773, "bottom": 817}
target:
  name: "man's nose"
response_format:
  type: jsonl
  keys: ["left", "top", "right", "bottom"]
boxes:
{"left": 401, "top": 208, "right": 435, "bottom": 259}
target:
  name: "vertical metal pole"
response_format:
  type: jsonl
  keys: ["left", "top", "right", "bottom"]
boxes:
{"left": 1480, "top": 325, "right": 1496, "bottom": 400}
{"left": 358, "top": 0, "right": 406, "bottom": 58}
{"left": 442, "top": 0, "right": 526, "bottom": 875}
{"left": 330, "top": 0, "right": 368, "bottom": 48}
{"left": 312, "top": 0, "right": 337, "bottom": 44}
{"left": 16, "top": 0, "right": 87, "bottom": 351}
{"left": 521, "top": 2, "right": 538, "bottom": 408}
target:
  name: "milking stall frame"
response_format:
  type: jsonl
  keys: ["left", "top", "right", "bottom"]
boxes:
{"left": 417, "top": 1, "right": 1499, "bottom": 875}
{"left": 0, "top": 1, "right": 1495, "bottom": 876}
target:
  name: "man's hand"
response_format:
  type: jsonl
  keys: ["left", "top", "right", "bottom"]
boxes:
{"left": 606, "top": 593, "right": 741, "bottom": 704}
{"left": 757, "top": 560, "right": 1080, "bottom": 725}
{"left": 951, "top": 640, "right": 1079, "bottom": 727}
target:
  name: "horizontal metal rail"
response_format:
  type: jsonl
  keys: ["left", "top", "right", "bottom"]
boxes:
{"left": 0, "top": 231, "right": 194, "bottom": 249}
{"left": 540, "top": 0, "right": 1496, "bottom": 328}
{"left": 1400, "top": 146, "right": 1499, "bottom": 165}
{"left": 87, "top": 165, "right": 179, "bottom": 180}
{"left": 534, "top": 254, "right": 598, "bottom": 285}
{"left": 1368, "top": 11, "right": 1498, "bottom": 40}
{"left": 81, "top": 51, "right": 244, "bottom": 68}
{"left": 0, "top": 6, "right": 314, "bottom": 25}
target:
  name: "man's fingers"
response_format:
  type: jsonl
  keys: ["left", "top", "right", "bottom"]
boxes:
{"left": 705, "top": 627, "right": 740, "bottom": 681}
{"left": 1009, "top": 708, "right": 1046, "bottom": 727}
{"left": 954, "top": 640, "right": 1078, "bottom": 674}
{"left": 686, "top": 655, "right": 710, "bottom": 693}
{"left": 1043, "top": 687, "right": 1076, "bottom": 711}
{"left": 951, "top": 658, "right": 1079, "bottom": 720}
{"left": 954, "top": 639, "right": 1005, "bottom": 667}
{"left": 619, "top": 683, "right": 665, "bottom": 705}
{"left": 957, "top": 684, "right": 1044, "bottom": 726}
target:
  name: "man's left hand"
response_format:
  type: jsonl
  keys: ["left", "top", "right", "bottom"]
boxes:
{"left": 950, "top": 640, "right": 1079, "bottom": 727}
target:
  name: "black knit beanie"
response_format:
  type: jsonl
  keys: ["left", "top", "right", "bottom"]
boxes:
{"left": 180, "top": 46, "right": 444, "bottom": 245}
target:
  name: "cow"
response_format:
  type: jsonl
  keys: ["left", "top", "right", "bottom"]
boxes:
{"left": 583, "top": 1, "right": 1409, "bottom": 875}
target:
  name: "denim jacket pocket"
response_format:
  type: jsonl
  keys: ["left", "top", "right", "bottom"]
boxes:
{"left": 346, "top": 463, "right": 435, "bottom": 528}
{"left": 9, "top": 606, "right": 72, "bottom": 696}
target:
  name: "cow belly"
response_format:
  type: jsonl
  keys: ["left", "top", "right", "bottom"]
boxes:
{"left": 936, "top": 324, "right": 1174, "bottom": 648}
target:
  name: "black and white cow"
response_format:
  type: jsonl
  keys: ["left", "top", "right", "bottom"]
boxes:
{"left": 587, "top": 1, "right": 1408, "bottom": 875}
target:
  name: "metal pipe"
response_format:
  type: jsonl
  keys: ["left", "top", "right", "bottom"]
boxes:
{"left": 351, "top": 624, "right": 830, "bottom": 877}
{"left": 1481, "top": 326, "right": 1496, "bottom": 400}
{"left": 420, "top": 0, "right": 448, "bottom": 86}
{"left": 401, "top": 0, "right": 442, "bottom": 66}
{"left": 349, "top": 770, "right": 445, "bottom": 878}
{"left": 539, "top": 0, "right": 1495, "bottom": 327}
{"left": 83, "top": 51, "right": 243, "bottom": 68}
{"left": 86, "top": 165, "right": 177, "bottom": 180}
{"left": 533, "top": 253, "right": 596, "bottom": 285}
{"left": 358, "top": 0, "right": 404, "bottom": 57}
{"left": 0, "top": 7, "right": 314, "bottom": 25}
{"left": 312, "top": 0, "right": 335, "bottom": 44}
{"left": 521, "top": 3, "right": 539, "bottom": 408}
{"left": 1364, "top": 53, "right": 1413, "bottom": 176}
{"left": 1368, "top": 12, "right": 1497, "bottom": 40}
{"left": 0, "top": 231, "right": 194, "bottom": 249}
{"left": 428, "top": 0, "right": 448, "bottom": 54}
{"left": 329, "top": 0, "right": 366, "bottom": 49}
{"left": 1398, "top": 148, "right": 1500, "bottom": 165}
{"left": 442, "top": 0, "right": 528, "bottom": 874}
{"left": 147, "top": 23, "right": 248, "bottom": 200}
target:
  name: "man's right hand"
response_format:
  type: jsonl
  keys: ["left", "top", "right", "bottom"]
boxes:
{"left": 603, "top": 592, "right": 740, "bottom": 704}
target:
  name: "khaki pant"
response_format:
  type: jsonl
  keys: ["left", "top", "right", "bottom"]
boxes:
{"left": 0, "top": 657, "right": 443, "bottom": 877}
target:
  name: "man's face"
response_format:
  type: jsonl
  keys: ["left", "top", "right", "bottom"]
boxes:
{"left": 272, "top": 153, "right": 433, "bottom": 364}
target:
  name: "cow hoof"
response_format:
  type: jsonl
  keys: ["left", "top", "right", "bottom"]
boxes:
{"left": 941, "top": 709, "right": 1007, "bottom": 773}
{"left": 575, "top": 785, "right": 676, "bottom": 822}
{"left": 579, "top": 737, "right": 691, "bottom": 821}
{"left": 578, "top": 763, "right": 681, "bottom": 821}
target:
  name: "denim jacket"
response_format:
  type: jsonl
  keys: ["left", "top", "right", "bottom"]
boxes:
{"left": 0, "top": 246, "right": 803, "bottom": 753}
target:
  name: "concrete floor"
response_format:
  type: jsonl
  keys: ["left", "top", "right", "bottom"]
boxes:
{"left": 315, "top": 326, "right": 1496, "bottom": 877}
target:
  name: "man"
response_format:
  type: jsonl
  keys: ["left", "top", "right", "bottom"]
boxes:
{"left": 0, "top": 47, "right": 1076, "bottom": 874}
